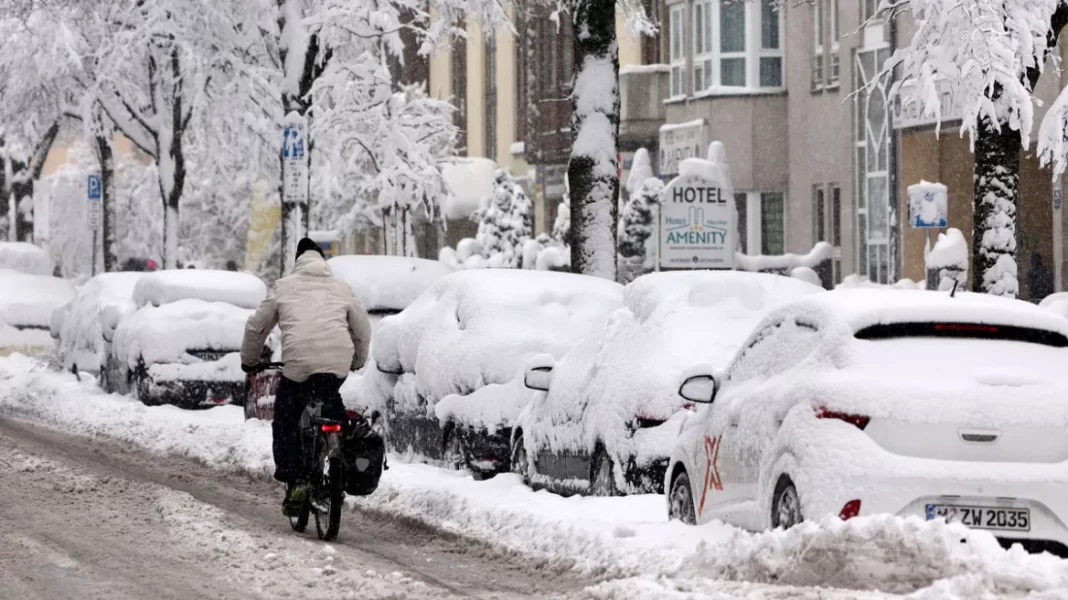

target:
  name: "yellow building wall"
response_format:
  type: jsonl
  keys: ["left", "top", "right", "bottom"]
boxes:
{"left": 616, "top": 7, "right": 643, "bottom": 68}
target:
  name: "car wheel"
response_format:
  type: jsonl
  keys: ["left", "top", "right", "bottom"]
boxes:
{"left": 668, "top": 470, "right": 697, "bottom": 525}
{"left": 590, "top": 448, "right": 617, "bottom": 497}
{"left": 771, "top": 476, "right": 803, "bottom": 530}
{"left": 443, "top": 427, "right": 465, "bottom": 471}
{"left": 511, "top": 435, "right": 530, "bottom": 484}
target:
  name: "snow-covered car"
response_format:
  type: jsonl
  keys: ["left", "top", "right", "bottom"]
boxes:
{"left": 0, "top": 270, "right": 74, "bottom": 357}
{"left": 50, "top": 272, "right": 144, "bottom": 377}
{"left": 367, "top": 269, "right": 623, "bottom": 477}
{"left": 0, "top": 242, "right": 54, "bottom": 275}
{"left": 328, "top": 254, "right": 454, "bottom": 330}
{"left": 109, "top": 270, "right": 269, "bottom": 408}
{"left": 666, "top": 288, "right": 1068, "bottom": 554}
{"left": 512, "top": 271, "right": 823, "bottom": 497}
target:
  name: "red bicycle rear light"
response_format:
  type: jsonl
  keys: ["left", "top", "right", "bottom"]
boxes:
{"left": 816, "top": 407, "right": 870, "bottom": 430}
{"left": 321, "top": 423, "right": 342, "bottom": 433}
{"left": 839, "top": 499, "right": 861, "bottom": 520}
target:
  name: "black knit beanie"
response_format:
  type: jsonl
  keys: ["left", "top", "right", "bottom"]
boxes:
{"left": 295, "top": 237, "right": 325, "bottom": 259}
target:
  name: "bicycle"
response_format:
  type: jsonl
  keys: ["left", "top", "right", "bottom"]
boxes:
{"left": 288, "top": 389, "right": 347, "bottom": 542}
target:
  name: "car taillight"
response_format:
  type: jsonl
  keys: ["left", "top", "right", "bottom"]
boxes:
{"left": 816, "top": 407, "right": 870, "bottom": 430}
{"left": 933, "top": 323, "right": 998, "bottom": 334}
{"left": 839, "top": 499, "right": 861, "bottom": 520}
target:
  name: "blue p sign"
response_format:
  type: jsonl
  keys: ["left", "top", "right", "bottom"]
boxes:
{"left": 88, "top": 175, "right": 102, "bottom": 200}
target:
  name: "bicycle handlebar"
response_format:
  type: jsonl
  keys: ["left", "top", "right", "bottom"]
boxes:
{"left": 246, "top": 361, "right": 285, "bottom": 374}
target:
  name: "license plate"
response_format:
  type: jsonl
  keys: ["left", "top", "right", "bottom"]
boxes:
{"left": 188, "top": 350, "right": 232, "bottom": 362}
{"left": 925, "top": 504, "right": 1030, "bottom": 532}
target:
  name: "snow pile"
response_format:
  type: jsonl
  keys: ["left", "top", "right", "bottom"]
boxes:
{"left": 735, "top": 242, "right": 834, "bottom": 274}
{"left": 1039, "top": 292, "right": 1068, "bottom": 319}
{"left": 434, "top": 369, "right": 535, "bottom": 435}
{"left": 0, "top": 242, "right": 53, "bottom": 275}
{"left": 2, "top": 358, "right": 1068, "bottom": 597}
{"left": 113, "top": 299, "right": 253, "bottom": 366}
{"left": 132, "top": 269, "right": 267, "bottom": 309}
{"left": 364, "top": 269, "right": 623, "bottom": 424}
{"left": 837, "top": 274, "right": 923, "bottom": 290}
{"left": 520, "top": 271, "right": 824, "bottom": 491}
{"left": 441, "top": 157, "right": 497, "bottom": 220}
{"left": 328, "top": 255, "right": 453, "bottom": 312}
{"left": 926, "top": 228, "right": 968, "bottom": 292}
{"left": 52, "top": 272, "right": 144, "bottom": 372}
{"left": 0, "top": 270, "right": 75, "bottom": 328}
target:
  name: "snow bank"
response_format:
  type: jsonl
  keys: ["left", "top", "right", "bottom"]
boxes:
{"left": 53, "top": 272, "right": 144, "bottom": 372}
{"left": 132, "top": 269, "right": 266, "bottom": 309}
{"left": 441, "top": 157, "right": 497, "bottom": 220}
{"left": 2, "top": 358, "right": 1067, "bottom": 598}
{"left": 0, "top": 242, "right": 52, "bottom": 275}
{"left": 1040, "top": 292, "right": 1068, "bottom": 319}
{"left": 113, "top": 299, "right": 253, "bottom": 366}
{"left": 328, "top": 255, "right": 454, "bottom": 312}
{"left": 522, "top": 272, "right": 823, "bottom": 485}
{"left": 365, "top": 269, "right": 623, "bottom": 422}
{"left": 735, "top": 242, "right": 834, "bottom": 273}
{"left": 0, "top": 270, "right": 74, "bottom": 328}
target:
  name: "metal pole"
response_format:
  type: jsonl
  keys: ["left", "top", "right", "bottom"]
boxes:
{"left": 92, "top": 230, "right": 97, "bottom": 276}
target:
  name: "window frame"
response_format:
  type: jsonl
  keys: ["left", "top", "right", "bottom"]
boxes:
{"left": 670, "top": 4, "right": 687, "bottom": 98}
{"left": 828, "top": 0, "right": 840, "bottom": 87}
{"left": 484, "top": 31, "right": 497, "bottom": 162}
{"left": 811, "top": 0, "right": 824, "bottom": 91}
{"left": 693, "top": 0, "right": 714, "bottom": 93}
{"left": 757, "top": 0, "right": 783, "bottom": 88}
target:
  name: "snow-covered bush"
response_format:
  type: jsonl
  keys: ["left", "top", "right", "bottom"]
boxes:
{"left": 617, "top": 178, "right": 663, "bottom": 285}
{"left": 472, "top": 169, "right": 533, "bottom": 268}
{"left": 926, "top": 228, "right": 969, "bottom": 292}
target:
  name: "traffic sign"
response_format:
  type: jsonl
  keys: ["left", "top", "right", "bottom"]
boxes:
{"left": 88, "top": 174, "right": 101, "bottom": 200}
{"left": 282, "top": 116, "right": 308, "bottom": 205}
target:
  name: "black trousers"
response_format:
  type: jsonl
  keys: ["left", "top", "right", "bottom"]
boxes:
{"left": 272, "top": 373, "right": 347, "bottom": 484}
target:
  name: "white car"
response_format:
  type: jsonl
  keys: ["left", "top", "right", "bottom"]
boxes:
{"left": 109, "top": 269, "right": 270, "bottom": 408}
{"left": 666, "top": 288, "right": 1068, "bottom": 555}
{"left": 327, "top": 255, "right": 454, "bottom": 330}
{"left": 1, "top": 269, "right": 74, "bottom": 357}
{"left": 50, "top": 272, "right": 145, "bottom": 376}
{"left": 513, "top": 271, "right": 823, "bottom": 496}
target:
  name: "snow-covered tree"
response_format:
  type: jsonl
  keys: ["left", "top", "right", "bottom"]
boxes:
{"left": 618, "top": 178, "right": 663, "bottom": 284}
{"left": 472, "top": 169, "right": 532, "bottom": 267}
{"left": 883, "top": 0, "right": 1068, "bottom": 296}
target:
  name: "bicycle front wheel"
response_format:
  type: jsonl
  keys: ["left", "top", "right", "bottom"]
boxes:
{"left": 315, "top": 456, "right": 344, "bottom": 542}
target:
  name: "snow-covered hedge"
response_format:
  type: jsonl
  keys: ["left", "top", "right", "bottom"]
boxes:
{"left": 363, "top": 269, "right": 623, "bottom": 422}
{"left": 0, "top": 242, "right": 53, "bottom": 276}
{"left": 132, "top": 269, "right": 266, "bottom": 310}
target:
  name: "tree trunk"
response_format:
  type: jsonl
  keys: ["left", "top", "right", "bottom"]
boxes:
{"left": 95, "top": 135, "right": 118, "bottom": 272}
{"left": 567, "top": 0, "right": 619, "bottom": 280}
{"left": 972, "top": 113, "right": 1020, "bottom": 297}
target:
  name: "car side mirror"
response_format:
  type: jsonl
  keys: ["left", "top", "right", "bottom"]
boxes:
{"left": 678, "top": 374, "right": 717, "bottom": 404}
{"left": 524, "top": 366, "right": 553, "bottom": 392}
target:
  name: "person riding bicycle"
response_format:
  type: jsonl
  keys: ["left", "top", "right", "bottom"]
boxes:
{"left": 241, "top": 237, "right": 372, "bottom": 516}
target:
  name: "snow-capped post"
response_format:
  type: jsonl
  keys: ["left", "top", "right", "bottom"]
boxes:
{"left": 281, "top": 113, "right": 309, "bottom": 273}
{"left": 658, "top": 141, "right": 736, "bottom": 270}
{"left": 926, "top": 228, "right": 968, "bottom": 292}
{"left": 567, "top": 0, "right": 620, "bottom": 280}
{"left": 907, "top": 180, "right": 949, "bottom": 265}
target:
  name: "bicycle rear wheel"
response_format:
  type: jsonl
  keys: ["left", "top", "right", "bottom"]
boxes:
{"left": 315, "top": 456, "right": 344, "bottom": 542}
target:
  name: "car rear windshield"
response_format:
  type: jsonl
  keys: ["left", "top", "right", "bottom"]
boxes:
{"left": 855, "top": 322, "right": 1068, "bottom": 348}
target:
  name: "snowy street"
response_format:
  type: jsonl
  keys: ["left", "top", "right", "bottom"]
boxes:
{"left": 4, "top": 355, "right": 1068, "bottom": 599}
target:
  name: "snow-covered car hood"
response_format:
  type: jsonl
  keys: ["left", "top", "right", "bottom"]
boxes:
{"left": 113, "top": 298, "right": 253, "bottom": 367}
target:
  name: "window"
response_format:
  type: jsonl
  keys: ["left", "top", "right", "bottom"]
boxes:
{"left": 759, "top": 0, "right": 782, "bottom": 87}
{"left": 485, "top": 32, "right": 497, "bottom": 162}
{"left": 828, "top": 0, "right": 840, "bottom": 86}
{"left": 720, "top": 0, "right": 746, "bottom": 86}
{"left": 855, "top": 47, "right": 893, "bottom": 284}
{"left": 814, "top": 184, "right": 843, "bottom": 284}
{"left": 670, "top": 5, "right": 686, "bottom": 97}
{"left": 761, "top": 192, "right": 785, "bottom": 255}
{"left": 694, "top": 0, "right": 713, "bottom": 93}
{"left": 864, "top": 0, "right": 878, "bottom": 21}
{"left": 451, "top": 27, "right": 467, "bottom": 155}
{"left": 642, "top": 0, "right": 662, "bottom": 64}
{"left": 811, "top": 0, "right": 823, "bottom": 91}
{"left": 813, "top": 185, "right": 826, "bottom": 242}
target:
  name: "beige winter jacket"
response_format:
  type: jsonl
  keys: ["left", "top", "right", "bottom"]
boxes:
{"left": 241, "top": 253, "right": 372, "bottom": 382}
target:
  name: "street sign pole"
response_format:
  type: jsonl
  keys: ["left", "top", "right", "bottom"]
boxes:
{"left": 88, "top": 174, "right": 102, "bottom": 275}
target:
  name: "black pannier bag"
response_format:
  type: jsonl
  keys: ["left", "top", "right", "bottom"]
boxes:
{"left": 343, "top": 416, "right": 385, "bottom": 496}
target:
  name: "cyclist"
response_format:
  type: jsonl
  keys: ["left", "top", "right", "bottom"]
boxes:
{"left": 241, "top": 237, "right": 372, "bottom": 516}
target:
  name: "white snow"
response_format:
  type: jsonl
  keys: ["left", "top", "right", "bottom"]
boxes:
{"left": 659, "top": 119, "right": 706, "bottom": 133}
{"left": 619, "top": 64, "right": 670, "bottom": 75}
{"left": 837, "top": 275, "right": 924, "bottom": 290}
{"left": 519, "top": 271, "right": 824, "bottom": 491}
{"left": 132, "top": 269, "right": 267, "bottom": 310}
{"left": 328, "top": 255, "right": 454, "bottom": 313}
{"left": 926, "top": 228, "right": 968, "bottom": 270}
{"left": 113, "top": 299, "right": 253, "bottom": 367}
{"left": 363, "top": 269, "right": 623, "bottom": 422}
{"left": 0, "top": 242, "right": 53, "bottom": 275}
{"left": 2, "top": 357, "right": 1068, "bottom": 598}
{"left": 1039, "top": 292, "right": 1068, "bottom": 318}
{"left": 509, "top": 141, "right": 525, "bottom": 156}
{"left": 441, "top": 157, "right": 497, "bottom": 220}
{"left": 52, "top": 272, "right": 144, "bottom": 373}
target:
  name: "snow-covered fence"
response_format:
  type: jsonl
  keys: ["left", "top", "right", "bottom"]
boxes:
{"left": 735, "top": 242, "right": 835, "bottom": 289}
{"left": 925, "top": 228, "right": 968, "bottom": 292}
